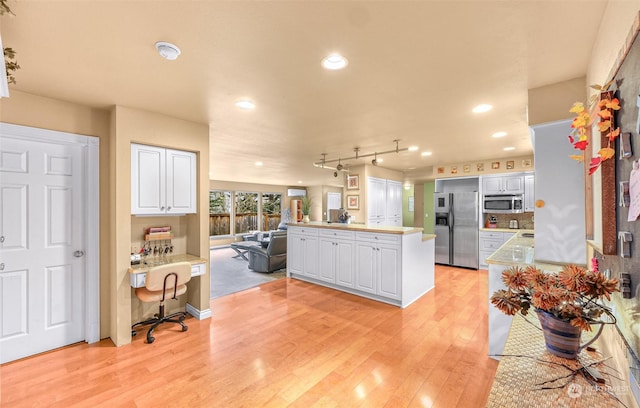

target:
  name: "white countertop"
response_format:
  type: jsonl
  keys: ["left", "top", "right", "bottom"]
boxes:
{"left": 287, "top": 221, "right": 423, "bottom": 235}
{"left": 486, "top": 231, "right": 564, "bottom": 272}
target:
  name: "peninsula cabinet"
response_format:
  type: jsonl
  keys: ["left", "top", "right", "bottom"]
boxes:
{"left": 318, "top": 229, "right": 355, "bottom": 286}
{"left": 131, "top": 143, "right": 197, "bottom": 215}
{"left": 288, "top": 227, "right": 319, "bottom": 278}
{"left": 355, "top": 232, "right": 401, "bottom": 299}
{"left": 287, "top": 223, "right": 435, "bottom": 307}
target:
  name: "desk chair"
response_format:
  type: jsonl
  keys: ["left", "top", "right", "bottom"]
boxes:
{"left": 131, "top": 262, "right": 192, "bottom": 344}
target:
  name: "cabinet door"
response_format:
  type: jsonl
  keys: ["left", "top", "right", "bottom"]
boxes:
{"left": 302, "top": 236, "right": 319, "bottom": 278}
{"left": 524, "top": 175, "right": 535, "bottom": 212}
{"left": 166, "top": 149, "right": 197, "bottom": 214}
{"left": 355, "top": 243, "right": 376, "bottom": 294}
{"left": 482, "top": 176, "right": 502, "bottom": 195}
{"left": 335, "top": 240, "right": 355, "bottom": 287}
{"left": 288, "top": 234, "right": 304, "bottom": 275}
{"left": 318, "top": 238, "right": 336, "bottom": 283}
{"left": 503, "top": 175, "right": 524, "bottom": 194}
{"left": 131, "top": 144, "right": 166, "bottom": 215}
{"left": 386, "top": 181, "right": 402, "bottom": 219}
{"left": 377, "top": 243, "right": 401, "bottom": 299}
{"left": 367, "top": 177, "right": 386, "bottom": 220}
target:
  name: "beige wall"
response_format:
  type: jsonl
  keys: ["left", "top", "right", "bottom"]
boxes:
{"left": 0, "top": 95, "right": 210, "bottom": 346}
{"left": 113, "top": 106, "right": 209, "bottom": 346}
{"left": 527, "top": 77, "right": 586, "bottom": 125}
{"left": 0, "top": 90, "right": 113, "bottom": 339}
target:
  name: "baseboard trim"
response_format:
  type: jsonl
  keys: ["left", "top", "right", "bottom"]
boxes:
{"left": 186, "top": 303, "right": 212, "bottom": 320}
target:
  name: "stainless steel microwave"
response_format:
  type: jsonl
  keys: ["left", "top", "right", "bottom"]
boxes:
{"left": 483, "top": 194, "right": 524, "bottom": 214}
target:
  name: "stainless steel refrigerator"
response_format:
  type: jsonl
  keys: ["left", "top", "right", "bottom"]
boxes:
{"left": 434, "top": 192, "right": 479, "bottom": 269}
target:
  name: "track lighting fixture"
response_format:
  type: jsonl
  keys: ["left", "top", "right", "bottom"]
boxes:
{"left": 313, "top": 140, "right": 414, "bottom": 170}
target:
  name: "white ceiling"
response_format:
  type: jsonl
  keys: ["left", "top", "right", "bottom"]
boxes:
{"left": 0, "top": 1, "right": 608, "bottom": 187}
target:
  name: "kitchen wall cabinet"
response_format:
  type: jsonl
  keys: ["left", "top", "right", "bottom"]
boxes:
{"left": 524, "top": 174, "right": 535, "bottom": 212}
{"left": 131, "top": 143, "right": 197, "bottom": 215}
{"left": 482, "top": 174, "right": 524, "bottom": 195}
{"left": 367, "top": 177, "right": 402, "bottom": 226}
{"left": 318, "top": 229, "right": 355, "bottom": 286}
{"left": 287, "top": 227, "right": 319, "bottom": 278}
{"left": 530, "top": 120, "right": 586, "bottom": 264}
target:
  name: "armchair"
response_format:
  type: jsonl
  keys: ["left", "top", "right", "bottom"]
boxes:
{"left": 247, "top": 230, "right": 287, "bottom": 273}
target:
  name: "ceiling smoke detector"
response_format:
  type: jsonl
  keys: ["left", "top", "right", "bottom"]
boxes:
{"left": 155, "top": 41, "right": 181, "bottom": 60}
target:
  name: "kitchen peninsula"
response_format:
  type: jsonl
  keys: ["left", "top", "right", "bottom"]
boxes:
{"left": 287, "top": 222, "right": 435, "bottom": 307}
{"left": 486, "top": 230, "right": 565, "bottom": 358}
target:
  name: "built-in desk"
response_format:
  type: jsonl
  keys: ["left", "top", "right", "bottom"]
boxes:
{"left": 128, "top": 253, "right": 207, "bottom": 288}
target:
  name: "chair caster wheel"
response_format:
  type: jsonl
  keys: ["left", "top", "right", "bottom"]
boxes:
{"left": 147, "top": 336, "right": 155, "bottom": 344}
{"left": 182, "top": 326, "right": 188, "bottom": 332}
{"left": 131, "top": 330, "right": 137, "bottom": 336}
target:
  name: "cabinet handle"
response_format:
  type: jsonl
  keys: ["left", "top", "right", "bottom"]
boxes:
{"left": 0, "top": 263, "right": 4, "bottom": 270}
{"left": 0, "top": 236, "right": 4, "bottom": 243}
{"left": 160, "top": 206, "right": 165, "bottom": 211}
{"left": 167, "top": 206, "right": 172, "bottom": 211}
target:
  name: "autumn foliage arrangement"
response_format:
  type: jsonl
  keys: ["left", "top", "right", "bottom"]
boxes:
{"left": 568, "top": 81, "right": 621, "bottom": 175}
{"left": 491, "top": 263, "right": 618, "bottom": 331}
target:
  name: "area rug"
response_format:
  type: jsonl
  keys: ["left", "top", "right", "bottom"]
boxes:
{"left": 210, "top": 246, "right": 286, "bottom": 299}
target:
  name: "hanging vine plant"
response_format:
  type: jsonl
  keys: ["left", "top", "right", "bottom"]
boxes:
{"left": 1, "top": 0, "right": 20, "bottom": 85}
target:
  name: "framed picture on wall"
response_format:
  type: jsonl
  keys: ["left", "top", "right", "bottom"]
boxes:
{"left": 347, "top": 174, "right": 359, "bottom": 190}
{"left": 506, "top": 160, "right": 515, "bottom": 170}
{"left": 347, "top": 195, "right": 360, "bottom": 210}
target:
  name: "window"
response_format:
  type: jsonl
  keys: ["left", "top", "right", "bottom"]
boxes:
{"left": 261, "top": 193, "right": 282, "bottom": 231}
{"left": 209, "top": 191, "right": 231, "bottom": 236}
{"left": 235, "top": 192, "right": 259, "bottom": 234}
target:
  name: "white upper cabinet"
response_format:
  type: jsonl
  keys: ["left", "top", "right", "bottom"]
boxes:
{"left": 524, "top": 174, "right": 535, "bottom": 212}
{"left": 367, "top": 177, "right": 402, "bottom": 226}
{"left": 386, "top": 180, "right": 403, "bottom": 219}
{"left": 482, "top": 174, "right": 524, "bottom": 195}
{"left": 131, "top": 143, "right": 197, "bottom": 215}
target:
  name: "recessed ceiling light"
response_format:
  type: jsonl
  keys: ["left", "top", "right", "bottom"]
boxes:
{"left": 472, "top": 104, "right": 493, "bottom": 113}
{"left": 322, "top": 53, "right": 348, "bottom": 70}
{"left": 408, "top": 146, "right": 419, "bottom": 152}
{"left": 297, "top": 180, "right": 303, "bottom": 184}
{"left": 503, "top": 147, "right": 515, "bottom": 151}
{"left": 255, "top": 161, "right": 263, "bottom": 166}
{"left": 236, "top": 99, "right": 255, "bottom": 110}
{"left": 155, "top": 41, "right": 181, "bottom": 60}
{"left": 421, "top": 151, "right": 432, "bottom": 157}
{"left": 492, "top": 131, "right": 507, "bottom": 138}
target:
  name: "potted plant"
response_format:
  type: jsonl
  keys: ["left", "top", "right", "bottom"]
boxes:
{"left": 301, "top": 196, "right": 311, "bottom": 223}
{"left": 490, "top": 263, "right": 618, "bottom": 359}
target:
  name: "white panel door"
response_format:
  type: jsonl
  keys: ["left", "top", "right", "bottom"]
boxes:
{"left": 166, "top": 148, "right": 196, "bottom": 214}
{"left": 0, "top": 137, "right": 85, "bottom": 363}
{"left": 131, "top": 144, "right": 165, "bottom": 214}
{"left": 377, "top": 244, "right": 401, "bottom": 299}
{"left": 355, "top": 242, "right": 376, "bottom": 294}
{"left": 318, "top": 238, "right": 336, "bottom": 283}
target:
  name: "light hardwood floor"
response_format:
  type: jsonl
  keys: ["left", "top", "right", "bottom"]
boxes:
{"left": 0, "top": 265, "right": 498, "bottom": 407}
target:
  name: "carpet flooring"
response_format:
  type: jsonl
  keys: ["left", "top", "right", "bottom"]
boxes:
{"left": 210, "top": 246, "right": 286, "bottom": 299}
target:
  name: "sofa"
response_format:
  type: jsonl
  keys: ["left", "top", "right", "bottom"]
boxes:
{"left": 247, "top": 230, "right": 287, "bottom": 273}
